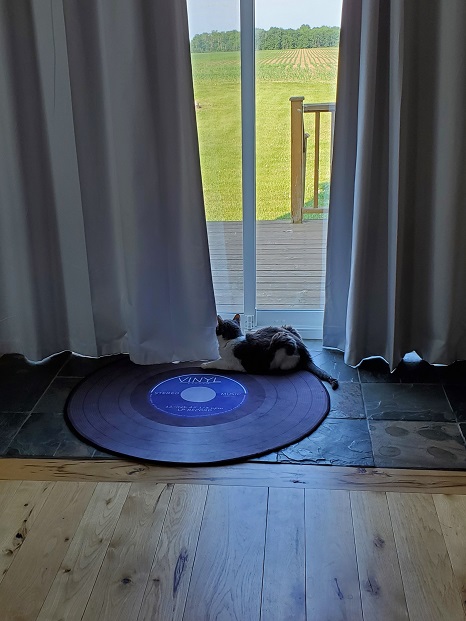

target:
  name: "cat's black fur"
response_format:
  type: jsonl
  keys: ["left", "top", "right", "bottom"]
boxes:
{"left": 215, "top": 314, "right": 338, "bottom": 389}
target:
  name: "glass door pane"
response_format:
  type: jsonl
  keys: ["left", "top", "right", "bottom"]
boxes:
{"left": 187, "top": 0, "right": 244, "bottom": 315}
{"left": 255, "top": 0, "right": 342, "bottom": 334}
{"left": 187, "top": 0, "right": 342, "bottom": 334}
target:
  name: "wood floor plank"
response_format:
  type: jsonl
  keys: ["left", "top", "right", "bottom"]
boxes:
{"left": 350, "top": 491, "right": 409, "bottom": 621}
{"left": 184, "top": 485, "right": 268, "bottom": 621}
{"left": 261, "top": 487, "right": 305, "bottom": 621}
{"left": 81, "top": 482, "right": 172, "bottom": 621}
{"left": 305, "top": 489, "right": 363, "bottom": 620}
{"left": 0, "top": 472, "right": 465, "bottom": 620}
{"left": 6, "top": 459, "right": 466, "bottom": 494}
{"left": 0, "top": 480, "right": 55, "bottom": 583}
{"left": 0, "top": 480, "right": 22, "bottom": 509}
{"left": 0, "top": 481, "right": 95, "bottom": 621}
{"left": 433, "top": 494, "right": 466, "bottom": 616}
{"left": 137, "top": 484, "right": 208, "bottom": 621}
{"left": 36, "top": 482, "right": 131, "bottom": 621}
{"left": 387, "top": 492, "right": 465, "bottom": 621}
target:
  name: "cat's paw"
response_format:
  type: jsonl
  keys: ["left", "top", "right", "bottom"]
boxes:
{"left": 200, "top": 362, "right": 210, "bottom": 369}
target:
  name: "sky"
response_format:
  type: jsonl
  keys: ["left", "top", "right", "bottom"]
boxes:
{"left": 187, "top": 0, "right": 342, "bottom": 37}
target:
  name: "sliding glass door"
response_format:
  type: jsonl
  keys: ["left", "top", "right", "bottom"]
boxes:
{"left": 188, "top": 0, "right": 244, "bottom": 316}
{"left": 188, "top": 0, "right": 342, "bottom": 337}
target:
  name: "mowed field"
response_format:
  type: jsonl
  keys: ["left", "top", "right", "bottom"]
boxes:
{"left": 191, "top": 48, "right": 339, "bottom": 221}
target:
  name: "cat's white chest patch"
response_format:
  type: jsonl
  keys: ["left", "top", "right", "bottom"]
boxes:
{"left": 219, "top": 336, "right": 246, "bottom": 372}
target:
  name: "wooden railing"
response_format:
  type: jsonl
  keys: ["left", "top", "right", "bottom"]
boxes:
{"left": 290, "top": 96, "right": 335, "bottom": 223}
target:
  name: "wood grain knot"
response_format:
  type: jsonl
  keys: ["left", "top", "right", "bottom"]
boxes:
{"left": 373, "top": 535, "right": 385, "bottom": 548}
{"left": 173, "top": 549, "right": 189, "bottom": 595}
{"left": 364, "top": 577, "right": 381, "bottom": 596}
{"left": 121, "top": 577, "right": 132, "bottom": 585}
{"left": 127, "top": 467, "right": 146, "bottom": 475}
{"left": 334, "top": 578, "right": 344, "bottom": 600}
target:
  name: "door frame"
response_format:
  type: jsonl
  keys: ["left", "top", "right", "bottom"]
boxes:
{"left": 239, "top": 0, "right": 324, "bottom": 339}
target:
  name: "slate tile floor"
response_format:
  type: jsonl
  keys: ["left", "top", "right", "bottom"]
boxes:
{"left": 1, "top": 343, "right": 466, "bottom": 469}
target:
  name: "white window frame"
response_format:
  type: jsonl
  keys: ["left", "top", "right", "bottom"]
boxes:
{"left": 240, "top": 0, "right": 324, "bottom": 339}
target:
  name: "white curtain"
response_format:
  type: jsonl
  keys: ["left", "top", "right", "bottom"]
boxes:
{"left": 324, "top": 0, "right": 466, "bottom": 369}
{"left": 0, "top": 0, "right": 218, "bottom": 364}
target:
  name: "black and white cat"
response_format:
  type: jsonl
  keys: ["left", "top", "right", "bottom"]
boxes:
{"left": 201, "top": 314, "right": 339, "bottom": 389}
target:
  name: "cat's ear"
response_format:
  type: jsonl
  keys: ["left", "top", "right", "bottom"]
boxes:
{"left": 233, "top": 313, "right": 241, "bottom": 324}
{"left": 216, "top": 315, "right": 223, "bottom": 325}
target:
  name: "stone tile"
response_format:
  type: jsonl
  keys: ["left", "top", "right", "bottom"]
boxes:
{"left": 445, "top": 385, "right": 466, "bottom": 422}
{"left": 327, "top": 383, "right": 365, "bottom": 419}
{"left": 5, "top": 412, "right": 94, "bottom": 457}
{"left": 248, "top": 451, "right": 279, "bottom": 463}
{"left": 54, "top": 438, "right": 96, "bottom": 458}
{"left": 310, "top": 349, "right": 359, "bottom": 383}
{"left": 0, "top": 412, "right": 29, "bottom": 454}
{"left": 303, "top": 339, "right": 323, "bottom": 356}
{"left": 58, "top": 353, "right": 127, "bottom": 378}
{"left": 32, "top": 377, "right": 82, "bottom": 414}
{"left": 0, "top": 352, "right": 70, "bottom": 413}
{"left": 358, "top": 358, "right": 400, "bottom": 383}
{"left": 363, "top": 384, "right": 454, "bottom": 422}
{"left": 369, "top": 421, "right": 466, "bottom": 469}
{"left": 459, "top": 424, "right": 466, "bottom": 444}
{"left": 92, "top": 449, "right": 120, "bottom": 460}
{"left": 277, "top": 419, "right": 373, "bottom": 467}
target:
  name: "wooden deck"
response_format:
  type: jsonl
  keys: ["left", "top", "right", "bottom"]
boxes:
{"left": 206, "top": 220, "right": 327, "bottom": 312}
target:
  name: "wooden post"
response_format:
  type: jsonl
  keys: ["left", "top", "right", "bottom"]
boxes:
{"left": 330, "top": 109, "right": 336, "bottom": 164}
{"left": 290, "top": 96, "right": 305, "bottom": 223}
{"left": 313, "top": 111, "right": 321, "bottom": 208}
{"left": 303, "top": 131, "right": 309, "bottom": 212}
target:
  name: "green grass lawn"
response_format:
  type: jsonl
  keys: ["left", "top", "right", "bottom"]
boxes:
{"left": 191, "top": 48, "right": 339, "bottom": 221}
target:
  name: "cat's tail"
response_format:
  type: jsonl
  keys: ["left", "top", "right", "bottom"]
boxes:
{"left": 304, "top": 359, "right": 339, "bottom": 390}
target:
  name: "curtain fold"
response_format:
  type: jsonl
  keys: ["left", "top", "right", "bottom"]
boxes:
{"left": 324, "top": 0, "right": 466, "bottom": 369}
{"left": 0, "top": 0, "right": 218, "bottom": 364}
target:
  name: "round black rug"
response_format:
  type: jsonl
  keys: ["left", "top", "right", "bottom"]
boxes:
{"left": 66, "top": 359, "right": 330, "bottom": 464}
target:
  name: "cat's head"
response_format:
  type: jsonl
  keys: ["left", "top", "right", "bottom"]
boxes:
{"left": 216, "top": 314, "right": 243, "bottom": 345}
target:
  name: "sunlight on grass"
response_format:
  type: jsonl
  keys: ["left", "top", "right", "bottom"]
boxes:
{"left": 192, "top": 48, "right": 339, "bottom": 221}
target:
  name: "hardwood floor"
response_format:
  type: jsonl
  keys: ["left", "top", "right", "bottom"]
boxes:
{"left": 0, "top": 460, "right": 465, "bottom": 620}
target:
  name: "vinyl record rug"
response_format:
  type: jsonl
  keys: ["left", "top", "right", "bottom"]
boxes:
{"left": 66, "top": 359, "right": 330, "bottom": 464}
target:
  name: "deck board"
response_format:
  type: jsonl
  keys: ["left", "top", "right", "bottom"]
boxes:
{"left": 206, "top": 220, "right": 326, "bottom": 311}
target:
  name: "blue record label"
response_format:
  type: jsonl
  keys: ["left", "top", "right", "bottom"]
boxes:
{"left": 149, "top": 374, "right": 247, "bottom": 417}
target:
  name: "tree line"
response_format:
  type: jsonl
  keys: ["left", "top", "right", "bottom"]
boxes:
{"left": 190, "top": 25, "right": 340, "bottom": 53}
